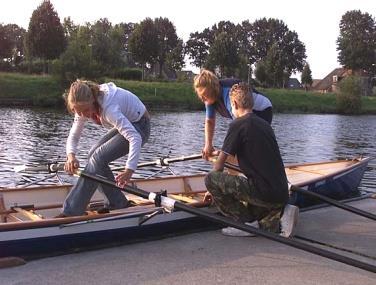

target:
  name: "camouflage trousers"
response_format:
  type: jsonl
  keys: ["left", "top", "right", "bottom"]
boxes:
{"left": 205, "top": 171, "right": 284, "bottom": 233}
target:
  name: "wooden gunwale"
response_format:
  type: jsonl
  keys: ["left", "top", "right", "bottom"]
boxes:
{"left": 0, "top": 199, "right": 209, "bottom": 231}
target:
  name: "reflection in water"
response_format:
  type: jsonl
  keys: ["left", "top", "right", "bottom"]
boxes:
{"left": 0, "top": 108, "right": 375, "bottom": 193}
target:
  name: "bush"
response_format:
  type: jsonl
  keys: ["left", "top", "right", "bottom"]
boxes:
{"left": 113, "top": 68, "right": 142, "bottom": 81}
{"left": 16, "top": 59, "right": 45, "bottom": 74}
{"left": 0, "top": 60, "right": 12, "bottom": 72}
{"left": 336, "top": 76, "right": 362, "bottom": 114}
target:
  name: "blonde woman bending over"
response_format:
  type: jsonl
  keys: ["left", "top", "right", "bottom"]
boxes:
{"left": 58, "top": 80, "right": 150, "bottom": 217}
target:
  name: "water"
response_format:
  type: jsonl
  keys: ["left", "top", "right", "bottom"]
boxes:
{"left": 0, "top": 108, "right": 375, "bottom": 193}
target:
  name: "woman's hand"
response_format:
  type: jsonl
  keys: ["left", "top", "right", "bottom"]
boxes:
{"left": 116, "top": 168, "right": 134, "bottom": 188}
{"left": 65, "top": 153, "right": 80, "bottom": 175}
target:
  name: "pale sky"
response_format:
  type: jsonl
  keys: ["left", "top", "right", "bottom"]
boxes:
{"left": 0, "top": 0, "right": 375, "bottom": 79}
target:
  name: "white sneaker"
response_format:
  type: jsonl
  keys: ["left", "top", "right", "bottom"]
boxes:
{"left": 221, "top": 221, "right": 259, "bottom": 237}
{"left": 280, "top": 204, "right": 299, "bottom": 238}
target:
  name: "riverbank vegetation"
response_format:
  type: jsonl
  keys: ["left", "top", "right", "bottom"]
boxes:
{"left": 1, "top": 72, "right": 376, "bottom": 114}
{"left": 1, "top": 2, "right": 374, "bottom": 96}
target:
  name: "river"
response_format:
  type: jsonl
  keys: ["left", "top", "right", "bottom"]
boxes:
{"left": 0, "top": 108, "right": 375, "bottom": 193}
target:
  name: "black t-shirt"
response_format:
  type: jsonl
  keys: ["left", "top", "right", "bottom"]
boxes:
{"left": 222, "top": 113, "right": 288, "bottom": 204}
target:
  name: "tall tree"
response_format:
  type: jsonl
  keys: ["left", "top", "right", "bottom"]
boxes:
{"left": 52, "top": 24, "right": 100, "bottom": 84}
{"left": 263, "top": 43, "right": 284, "bottom": 87}
{"left": 116, "top": 22, "right": 135, "bottom": 66}
{"left": 63, "top": 17, "right": 78, "bottom": 39}
{"left": 91, "top": 18, "right": 124, "bottom": 74}
{"left": 249, "top": 18, "right": 306, "bottom": 81}
{"left": 25, "top": 0, "right": 66, "bottom": 71}
{"left": 337, "top": 10, "right": 376, "bottom": 76}
{"left": 207, "top": 31, "right": 240, "bottom": 76}
{"left": 254, "top": 60, "right": 268, "bottom": 86}
{"left": 166, "top": 39, "right": 185, "bottom": 71}
{"left": 185, "top": 29, "right": 211, "bottom": 68}
{"left": 0, "top": 24, "right": 26, "bottom": 66}
{"left": 154, "top": 17, "right": 181, "bottom": 77}
{"left": 128, "top": 18, "right": 158, "bottom": 73}
{"left": 301, "top": 63, "right": 313, "bottom": 91}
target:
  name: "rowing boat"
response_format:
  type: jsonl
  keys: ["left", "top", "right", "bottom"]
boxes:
{"left": 0, "top": 157, "right": 371, "bottom": 258}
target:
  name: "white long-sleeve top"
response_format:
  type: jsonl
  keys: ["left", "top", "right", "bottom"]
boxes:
{"left": 66, "top": 82, "right": 146, "bottom": 170}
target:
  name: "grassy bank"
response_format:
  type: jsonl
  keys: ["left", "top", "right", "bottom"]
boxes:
{"left": 1, "top": 72, "right": 376, "bottom": 114}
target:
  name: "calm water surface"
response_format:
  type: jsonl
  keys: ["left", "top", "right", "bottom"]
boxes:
{"left": 0, "top": 108, "right": 375, "bottom": 192}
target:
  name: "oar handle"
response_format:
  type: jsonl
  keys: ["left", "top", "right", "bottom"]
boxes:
{"left": 111, "top": 153, "right": 203, "bottom": 172}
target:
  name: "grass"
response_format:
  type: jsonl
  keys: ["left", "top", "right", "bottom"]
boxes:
{"left": 261, "top": 88, "right": 338, "bottom": 113}
{"left": 108, "top": 78, "right": 202, "bottom": 110}
{"left": 1, "top": 72, "right": 375, "bottom": 114}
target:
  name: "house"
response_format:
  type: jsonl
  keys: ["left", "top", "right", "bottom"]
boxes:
{"left": 311, "top": 79, "right": 321, "bottom": 89}
{"left": 313, "top": 68, "right": 349, "bottom": 93}
{"left": 287, "top": 78, "right": 302, "bottom": 89}
{"left": 313, "top": 68, "right": 370, "bottom": 94}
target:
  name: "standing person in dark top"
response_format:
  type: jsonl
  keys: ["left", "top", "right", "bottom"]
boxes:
{"left": 193, "top": 69, "right": 272, "bottom": 161}
{"left": 204, "top": 82, "right": 299, "bottom": 237}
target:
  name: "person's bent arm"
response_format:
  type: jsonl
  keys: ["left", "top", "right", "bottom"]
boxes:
{"left": 213, "top": 151, "right": 228, "bottom": 172}
{"left": 203, "top": 117, "right": 216, "bottom": 160}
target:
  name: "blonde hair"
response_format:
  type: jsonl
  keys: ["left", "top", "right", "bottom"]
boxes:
{"left": 229, "top": 82, "right": 254, "bottom": 109}
{"left": 64, "top": 80, "right": 101, "bottom": 114}
{"left": 193, "top": 69, "right": 220, "bottom": 101}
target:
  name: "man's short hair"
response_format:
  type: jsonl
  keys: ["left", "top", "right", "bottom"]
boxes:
{"left": 229, "top": 82, "right": 254, "bottom": 109}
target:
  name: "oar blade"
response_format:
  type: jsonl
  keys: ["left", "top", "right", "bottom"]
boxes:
{"left": 14, "top": 165, "right": 27, "bottom": 173}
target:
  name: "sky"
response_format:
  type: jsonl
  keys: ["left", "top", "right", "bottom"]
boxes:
{"left": 0, "top": 0, "right": 375, "bottom": 79}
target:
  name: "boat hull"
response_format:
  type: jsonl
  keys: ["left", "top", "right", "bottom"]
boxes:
{"left": 0, "top": 157, "right": 371, "bottom": 258}
{"left": 0, "top": 211, "right": 214, "bottom": 258}
{"left": 288, "top": 158, "right": 370, "bottom": 207}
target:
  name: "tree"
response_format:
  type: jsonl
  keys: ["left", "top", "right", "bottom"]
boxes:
{"left": 263, "top": 43, "right": 284, "bottom": 88}
{"left": 116, "top": 22, "right": 135, "bottom": 66}
{"left": 337, "top": 10, "right": 376, "bottom": 76}
{"left": 91, "top": 18, "right": 124, "bottom": 74}
{"left": 249, "top": 18, "right": 306, "bottom": 81}
{"left": 336, "top": 76, "right": 362, "bottom": 114}
{"left": 166, "top": 39, "right": 185, "bottom": 71}
{"left": 0, "top": 24, "right": 26, "bottom": 66}
{"left": 63, "top": 17, "right": 78, "bottom": 39}
{"left": 254, "top": 60, "right": 268, "bottom": 87}
{"left": 0, "top": 24, "right": 15, "bottom": 60}
{"left": 207, "top": 31, "right": 240, "bottom": 76}
{"left": 128, "top": 18, "right": 159, "bottom": 74}
{"left": 52, "top": 24, "right": 100, "bottom": 85}
{"left": 154, "top": 17, "right": 181, "bottom": 77}
{"left": 185, "top": 29, "right": 211, "bottom": 68}
{"left": 301, "top": 63, "right": 313, "bottom": 91}
{"left": 25, "top": 0, "right": 66, "bottom": 72}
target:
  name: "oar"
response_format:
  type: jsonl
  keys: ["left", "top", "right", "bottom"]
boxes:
{"left": 76, "top": 169, "right": 376, "bottom": 273}
{"left": 223, "top": 162, "right": 376, "bottom": 222}
{"left": 14, "top": 153, "right": 203, "bottom": 173}
{"left": 14, "top": 163, "right": 65, "bottom": 173}
{"left": 111, "top": 153, "right": 202, "bottom": 171}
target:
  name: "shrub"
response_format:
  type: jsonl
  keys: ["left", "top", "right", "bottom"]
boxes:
{"left": 113, "top": 68, "right": 142, "bottom": 81}
{"left": 336, "top": 76, "right": 362, "bottom": 114}
{"left": 16, "top": 59, "right": 45, "bottom": 74}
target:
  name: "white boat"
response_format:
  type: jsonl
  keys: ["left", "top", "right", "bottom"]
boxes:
{"left": 0, "top": 157, "right": 371, "bottom": 258}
